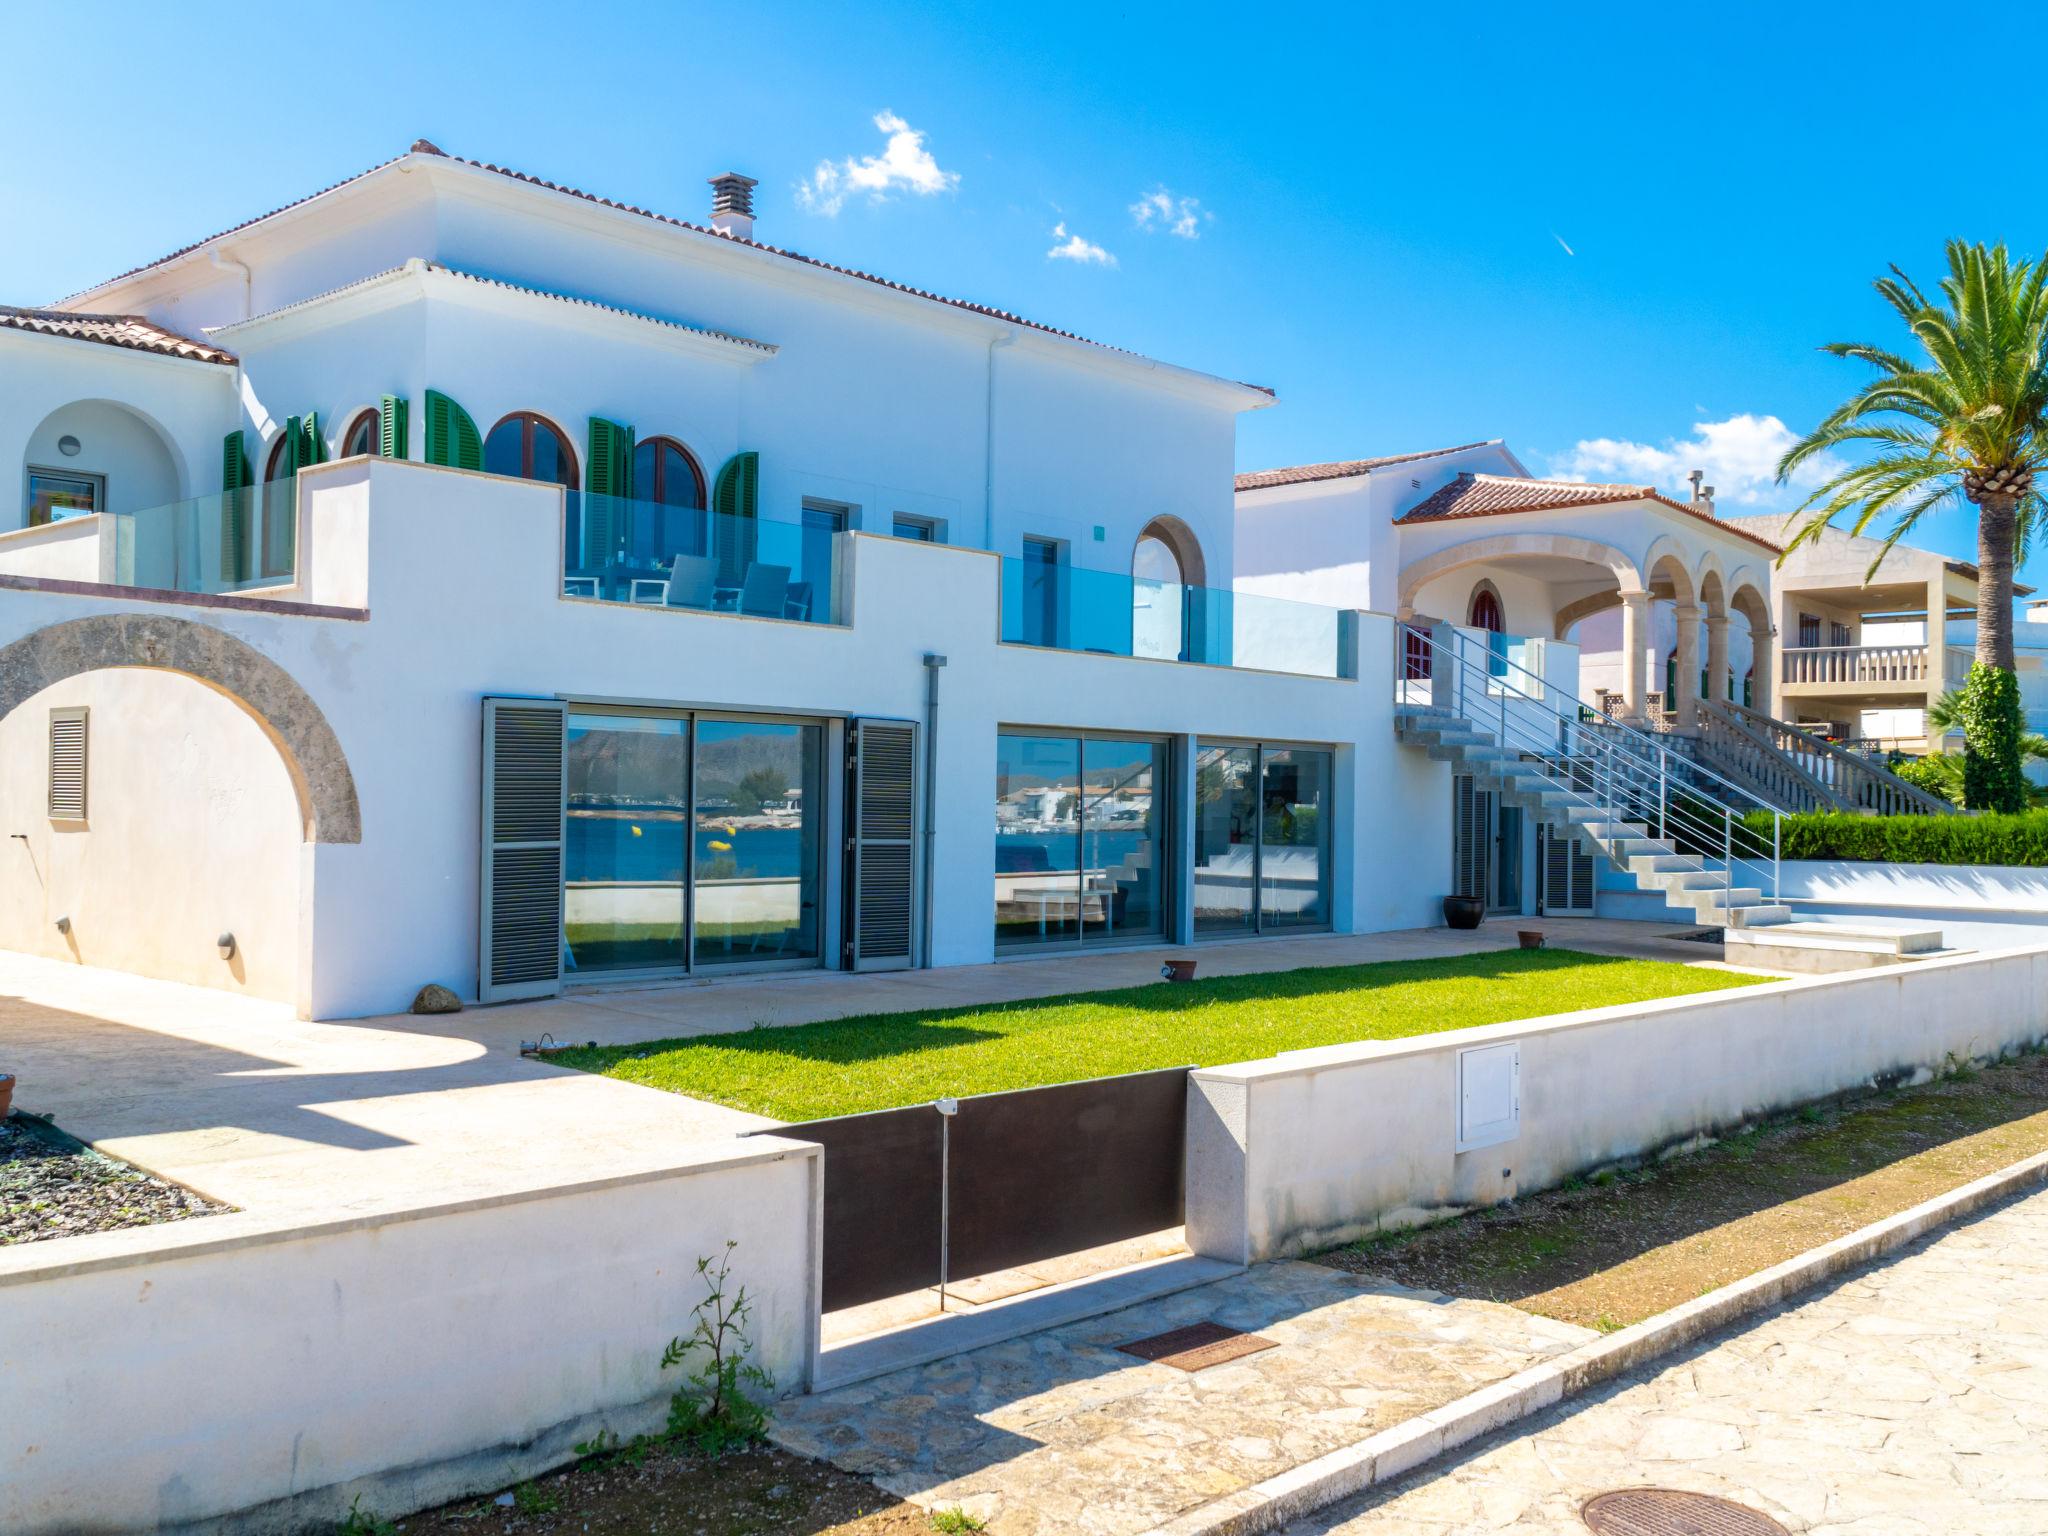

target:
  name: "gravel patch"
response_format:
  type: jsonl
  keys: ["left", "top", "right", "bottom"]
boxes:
{"left": 1, "top": 1115, "right": 228, "bottom": 1246}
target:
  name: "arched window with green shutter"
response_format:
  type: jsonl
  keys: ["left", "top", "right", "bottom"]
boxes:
{"left": 711, "top": 450, "right": 759, "bottom": 587}
{"left": 423, "top": 389, "right": 482, "bottom": 470}
{"left": 379, "top": 395, "right": 408, "bottom": 459}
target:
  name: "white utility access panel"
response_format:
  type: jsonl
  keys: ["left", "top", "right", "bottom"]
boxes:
{"left": 1456, "top": 1041, "right": 1521, "bottom": 1152}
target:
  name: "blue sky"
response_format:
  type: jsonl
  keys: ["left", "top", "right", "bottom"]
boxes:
{"left": 9, "top": 0, "right": 2046, "bottom": 572}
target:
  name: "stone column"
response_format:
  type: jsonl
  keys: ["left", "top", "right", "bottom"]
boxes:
{"left": 1751, "top": 623, "right": 1776, "bottom": 717}
{"left": 1706, "top": 611, "right": 1732, "bottom": 712}
{"left": 1620, "top": 591, "right": 1651, "bottom": 720}
{"left": 1673, "top": 601, "right": 1702, "bottom": 729}
{"left": 1927, "top": 571, "right": 1951, "bottom": 751}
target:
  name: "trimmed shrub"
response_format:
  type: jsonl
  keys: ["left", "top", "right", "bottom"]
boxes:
{"left": 1960, "top": 662, "right": 2028, "bottom": 813}
{"left": 1890, "top": 753, "right": 1964, "bottom": 805}
{"left": 1742, "top": 807, "right": 2048, "bottom": 866}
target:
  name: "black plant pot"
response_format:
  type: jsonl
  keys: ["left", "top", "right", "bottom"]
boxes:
{"left": 1442, "top": 895, "right": 1485, "bottom": 930}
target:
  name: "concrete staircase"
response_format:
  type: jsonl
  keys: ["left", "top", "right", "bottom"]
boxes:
{"left": 1396, "top": 703, "right": 1793, "bottom": 931}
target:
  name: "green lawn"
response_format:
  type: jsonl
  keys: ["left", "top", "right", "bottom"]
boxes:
{"left": 557, "top": 948, "right": 1765, "bottom": 1122}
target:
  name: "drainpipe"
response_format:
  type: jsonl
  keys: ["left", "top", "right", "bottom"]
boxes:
{"left": 209, "top": 245, "right": 253, "bottom": 322}
{"left": 921, "top": 652, "right": 947, "bottom": 968}
{"left": 982, "top": 332, "right": 1016, "bottom": 552}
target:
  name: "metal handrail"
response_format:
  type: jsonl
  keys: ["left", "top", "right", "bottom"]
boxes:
{"left": 1705, "top": 698, "right": 1960, "bottom": 817}
{"left": 1398, "top": 622, "right": 1782, "bottom": 902}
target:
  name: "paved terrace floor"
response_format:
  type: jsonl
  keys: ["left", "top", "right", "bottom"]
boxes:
{"left": 0, "top": 920, "right": 1745, "bottom": 1258}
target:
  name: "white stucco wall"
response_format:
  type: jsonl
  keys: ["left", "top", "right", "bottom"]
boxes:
{"left": 0, "top": 1138, "right": 820, "bottom": 1536}
{"left": 0, "top": 668, "right": 302, "bottom": 999}
{"left": 1185, "top": 945, "right": 2048, "bottom": 1263}
{"left": 0, "top": 458, "right": 1452, "bottom": 1020}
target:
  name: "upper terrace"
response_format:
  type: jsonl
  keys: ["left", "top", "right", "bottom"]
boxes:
{"left": 0, "top": 466, "right": 1360, "bottom": 680}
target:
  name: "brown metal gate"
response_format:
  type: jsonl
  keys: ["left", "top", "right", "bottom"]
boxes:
{"left": 755, "top": 1067, "right": 1190, "bottom": 1312}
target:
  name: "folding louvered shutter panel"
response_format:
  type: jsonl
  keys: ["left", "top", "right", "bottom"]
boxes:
{"left": 47, "top": 708, "right": 87, "bottom": 822}
{"left": 424, "top": 389, "right": 482, "bottom": 471}
{"left": 1452, "top": 774, "right": 1483, "bottom": 899}
{"left": 583, "top": 418, "right": 633, "bottom": 566}
{"left": 379, "top": 395, "right": 409, "bottom": 459}
{"left": 849, "top": 718, "right": 917, "bottom": 971}
{"left": 480, "top": 699, "right": 567, "bottom": 1002}
{"left": 1539, "top": 825, "right": 1596, "bottom": 917}
{"left": 711, "top": 451, "right": 760, "bottom": 588}
{"left": 220, "top": 430, "right": 252, "bottom": 585}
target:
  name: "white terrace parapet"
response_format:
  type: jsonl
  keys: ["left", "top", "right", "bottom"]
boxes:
{"left": 0, "top": 514, "right": 119, "bottom": 585}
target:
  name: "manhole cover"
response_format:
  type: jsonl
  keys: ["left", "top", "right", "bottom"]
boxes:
{"left": 1583, "top": 1488, "right": 1789, "bottom": 1536}
{"left": 1117, "top": 1321, "right": 1276, "bottom": 1372}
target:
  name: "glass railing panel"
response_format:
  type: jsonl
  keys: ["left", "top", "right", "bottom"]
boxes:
{"left": 998, "top": 556, "right": 1354, "bottom": 678}
{"left": 564, "top": 493, "right": 842, "bottom": 624}
{"left": 109, "top": 482, "right": 299, "bottom": 595}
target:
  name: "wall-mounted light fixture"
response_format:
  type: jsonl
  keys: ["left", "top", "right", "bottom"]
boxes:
{"left": 57, "top": 435, "right": 82, "bottom": 457}
{"left": 217, "top": 933, "right": 237, "bottom": 961}
{"left": 54, "top": 915, "right": 71, "bottom": 935}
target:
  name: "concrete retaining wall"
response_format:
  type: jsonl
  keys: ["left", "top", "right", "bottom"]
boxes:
{"left": 1185, "top": 946, "right": 2048, "bottom": 1263}
{"left": 0, "top": 1139, "right": 821, "bottom": 1536}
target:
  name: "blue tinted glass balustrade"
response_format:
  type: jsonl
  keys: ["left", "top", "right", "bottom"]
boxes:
{"left": 106, "top": 481, "right": 300, "bottom": 595}
{"left": 999, "top": 558, "right": 1356, "bottom": 678}
{"left": 564, "top": 493, "right": 842, "bottom": 624}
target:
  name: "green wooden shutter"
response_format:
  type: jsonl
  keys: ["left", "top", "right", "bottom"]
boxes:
{"left": 220, "top": 430, "right": 252, "bottom": 585}
{"left": 379, "top": 395, "right": 409, "bottom": 459}
{"left": 424, "top": 389, "right": 482, "bottom": 470}
{"left": 583, "top": 417, "right": 635, "bottom": 568}
{"left": 295, "top": 412, "right": 327, "bottom": 473}
{"left": 711, "top": 450, "right": 760, "bottom": 586}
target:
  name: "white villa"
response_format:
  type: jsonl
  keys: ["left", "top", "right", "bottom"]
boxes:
{"left": 0, "top": 142, "right": 1959, "bottom": 1021}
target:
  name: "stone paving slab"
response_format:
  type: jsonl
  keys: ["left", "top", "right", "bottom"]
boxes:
{"left": 1285, "top": 1183, "right": 2048, "bottom": 1535}
{"left": 771, "top": 1259, "right": 1595, "bottom": 1535}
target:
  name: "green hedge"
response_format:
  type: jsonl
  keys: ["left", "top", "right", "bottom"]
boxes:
{"left": 1741, "top": 809, "right": 2048, "bottom": 866}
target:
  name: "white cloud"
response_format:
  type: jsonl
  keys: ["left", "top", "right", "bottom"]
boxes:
{"left": 1130, "top": 187, "right": 1209, "bottom": 239}
{"left": 1546, "top": 412, "right": 1840, "bottom": 507}
{"left": 796, "top": 110, "right": 959, "bottom": 217}
{"left": 1047, "top": 222, "right": 1117, "bottom": 266}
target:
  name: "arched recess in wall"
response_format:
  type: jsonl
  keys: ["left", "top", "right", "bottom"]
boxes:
{"left": 22, "top": 399, "right": 186, "bottom": 524}
{"left": 1133, "top": 514, "right": 1207, "bottom": 589}
{"left": 1467, "top": 579, "right": 1505, "bottom": 632}
{"left": 0, "top": 615, "right": 361, "bottom": 843}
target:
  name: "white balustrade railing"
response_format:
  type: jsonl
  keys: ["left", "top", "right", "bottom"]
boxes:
{"left": 1781, "top": 644, "right": 1936, "bottom": 687}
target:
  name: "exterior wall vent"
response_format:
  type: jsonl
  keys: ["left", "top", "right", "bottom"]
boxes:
{"left": 48, "top": 707, "right": 88, "bottom": 822}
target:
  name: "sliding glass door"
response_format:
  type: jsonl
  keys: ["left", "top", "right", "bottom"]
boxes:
{"left": 1193, "top": 742, "right": 1333, "bottom": 937}
{"left": 995, "top": 731, "right": 1167, "bottom": 952}
{"left": 694, "top": 719, "right": 823, "bottom": 966}
{"left": 564, "top": 708, "right": 824, "bottom": 978}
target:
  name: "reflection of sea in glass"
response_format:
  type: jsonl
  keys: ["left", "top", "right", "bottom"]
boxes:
{"left": 564, "top": 713, "right": 689, "bottom": 973}
{"left": 694, "top": 720, "right": 823, "bottom": 966}
{"left": 994, "top": 734, "right": 1081, "bottom": 947}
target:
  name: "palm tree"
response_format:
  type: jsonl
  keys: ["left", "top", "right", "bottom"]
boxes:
{"left": 1778, "top": 240, "right": 2048, "bottom": 811}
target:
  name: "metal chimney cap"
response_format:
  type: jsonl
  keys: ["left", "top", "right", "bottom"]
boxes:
{"left": 708, "top": 172, "right": 758, "bottom": 218}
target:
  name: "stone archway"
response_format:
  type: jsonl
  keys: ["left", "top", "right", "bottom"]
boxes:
{"left": 1396, "top": 531, "right": 1645, "bottom": 615}
{"left": 0, "top": 614, "right": 360, "bottom": 843}
{"left": 1134, "top": 514, "right": 1208, "bottom": 589}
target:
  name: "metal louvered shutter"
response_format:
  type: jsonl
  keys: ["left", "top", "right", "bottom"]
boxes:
{"left": 1451, "top": 773, "right": 1483, "bottom": 899}
{"left": 849, "top": 718, "right": 917, "bottom": 972}
{"left": 1538, "top": 823, "right": 1596, "bottom": 917}
{"left": 48, "top": 708, "right": 87, "bottom": 822}
{"left": 480, "top": 698, "right": 566, "bottom": 1002}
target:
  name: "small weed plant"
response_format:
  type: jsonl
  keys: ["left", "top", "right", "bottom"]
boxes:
{"left": 511, "top": 1482, "right": 558, "bottom": 1515}
{"left": 336, "top": 1496, "right": 397, "bottom": 1536}
{"left": 931, "top": 1507, "right": 988, "bottom": 1534}
{"left": 663, "top": 1240, "right": 775, "bottom": 1454}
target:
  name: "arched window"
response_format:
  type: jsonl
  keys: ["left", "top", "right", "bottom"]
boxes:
{"left": 483, "top": 412, "right": 577, "bottom": 488}
{"left": 341, "top": 409, "right": 379, "bottom": 459}
{"left": 628, "top": 436, "right": 708, "bottom": 564}
{"left": 264, "top": 432, "right": 294, "bottom": 482}
{"left": 1467, "top": 585, "right": 1504, "bottom": 632}
{"left": 1132, "top": 517, "right": 1207, "bottom": 662}
{"left": 1468, "top": 582, "right": 1507, "bottom": 677}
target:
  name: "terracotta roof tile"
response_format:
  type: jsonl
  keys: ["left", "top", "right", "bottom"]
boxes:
{"left": 1395, "top": 473, "right": 1783, "bottom": 553}
{"left": 0, "top": 305, "right": 236, "bottom": 365}
{"left": 1235, "top": 442, "right": 1498, "bottom": 492}
{"left": 60, "top": 141, "right": 1271, "bottom": 395}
